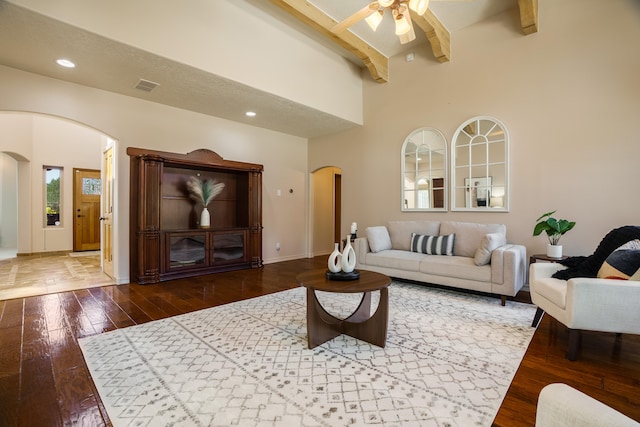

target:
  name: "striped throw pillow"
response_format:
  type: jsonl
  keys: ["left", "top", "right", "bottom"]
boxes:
{"left": 410, "top": 233, "right": 455, "bottom": 256}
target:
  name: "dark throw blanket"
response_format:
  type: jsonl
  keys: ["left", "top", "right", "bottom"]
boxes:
{"left": 552, "top": 226, "right": 640, "bottom": 280}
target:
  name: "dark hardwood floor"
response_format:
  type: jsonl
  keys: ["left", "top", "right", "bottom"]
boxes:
{"left": 1, "top": 256, "right": 639, "bottom": 426}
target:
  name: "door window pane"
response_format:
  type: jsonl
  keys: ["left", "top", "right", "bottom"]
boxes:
{"left": 82, "top": 177, "right": 101, "bottom": 195}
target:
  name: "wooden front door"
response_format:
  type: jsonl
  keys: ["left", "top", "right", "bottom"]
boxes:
{"left": 73, "top": 168, "right": 101, "bottom": 251}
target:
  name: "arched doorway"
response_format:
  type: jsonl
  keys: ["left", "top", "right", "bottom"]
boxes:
{"left": 311, "top": 166, "right": 342, "bottom": 256}
{"left": 0, "top": 112, "right": 115, "bottom": 278}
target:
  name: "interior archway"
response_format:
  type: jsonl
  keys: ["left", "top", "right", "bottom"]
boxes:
{"left": 0, "top": 112, "right": 113, "bottom": 269}
{"left": 311, "top": 166, "right": 342, "bottom": 256}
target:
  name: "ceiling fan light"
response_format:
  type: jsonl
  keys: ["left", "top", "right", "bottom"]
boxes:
{"left": 409, "top": 0, "right": 429, "bottom": 15}
{"left": 365, "top": 10, "right": 384, "bottom": 31}
{"left": 379, "top": 0, "right": 394, "bottom": 7}
{"left": 395, "top": 14, "right": 411, "bottom": 35}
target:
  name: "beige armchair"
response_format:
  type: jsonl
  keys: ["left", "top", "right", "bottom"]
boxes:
{"left": 529, "top": 262, "right": 640, "bottom": 360}
{"left": 536, "top": 383, "right": 639, "bottom": 427}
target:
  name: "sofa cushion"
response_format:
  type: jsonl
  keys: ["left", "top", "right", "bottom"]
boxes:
{"left": 533, "top": 277, "right": 568, "bottom": 309}
{"left": 419, "top": 255, "right": 491, "bottom": 282}
{"left": 410, "top": 233, "right": 455, "bottom": 256}
{"left": 474, "top": 232, "right": 507, "bottom": 266}
{"left": 597, "top": 239, "right": 640, "bottom": 280}
{"left": 366, "top": 226, "right": 392, "bottom": 253}
{"left": 365, "top": 249, "right": 423, "bottom": 272}
{"left": 388, "top": 221, "right": 441, "bottom": 251}
{"left": 440, "top": 221, "right": 507, "bottom": 258}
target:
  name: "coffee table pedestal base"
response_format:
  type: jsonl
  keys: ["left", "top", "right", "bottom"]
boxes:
{"left": 306, "top": 287, "right": 388, "bottom": 349}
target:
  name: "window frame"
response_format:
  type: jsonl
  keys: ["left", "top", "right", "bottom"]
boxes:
{"left": 44, "top": 165, "right": 63, "bottom": 227}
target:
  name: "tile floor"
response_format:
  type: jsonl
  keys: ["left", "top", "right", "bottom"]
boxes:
{"left": 0, "top": 250, "right": 114, "bottom": 301}
{"left": 0, "top": 248, "right": 17, "bottom": 260}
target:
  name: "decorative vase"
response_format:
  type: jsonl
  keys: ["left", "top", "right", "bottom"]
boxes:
{"left": 341, "top": 235, "right": 356, "bottom": 273}
{"left": 200, "top": 207, "right": 211, "bottom": 228}
{"left": 327, "top": 243, "right": 342, "bottom": 273}
{"left": 547, "top": 244, "right": 562, "bottom": 258}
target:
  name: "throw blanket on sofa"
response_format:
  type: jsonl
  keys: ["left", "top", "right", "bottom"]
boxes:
{"left": 553, "top": 226, "right": 640, "bottom": 280}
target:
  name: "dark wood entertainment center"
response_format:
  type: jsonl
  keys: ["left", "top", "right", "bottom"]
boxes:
{"left": 127, "top": 147, "right": 263, "bottom": 284}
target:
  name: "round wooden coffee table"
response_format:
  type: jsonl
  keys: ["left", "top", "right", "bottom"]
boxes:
{"left": 296, "top": 269, "right": 391, "bottom": 349}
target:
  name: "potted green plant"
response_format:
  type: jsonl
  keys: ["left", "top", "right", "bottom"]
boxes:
{"left": 533, "top": 210, "right": 576, "bottom": 258}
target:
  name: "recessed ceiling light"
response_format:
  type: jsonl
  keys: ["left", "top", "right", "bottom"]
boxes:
{"left": 245, "top": 111, "right": 256, "bottom": 117}
{"left": 56, "top": 59, "right": 76, "bottom": 68}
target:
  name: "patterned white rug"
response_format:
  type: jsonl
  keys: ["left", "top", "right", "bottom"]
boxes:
{"left": 79, "top": 282, "right": 536, "bottom": 427}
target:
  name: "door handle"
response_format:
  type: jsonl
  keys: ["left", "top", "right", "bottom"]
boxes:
{"left": 99, "top": 217, "right": 106, "bottom": 221}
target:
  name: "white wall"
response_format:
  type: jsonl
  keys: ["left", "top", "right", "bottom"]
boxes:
{"left": 309, "top": 0, "right": 640, "bottom": 258}
{"left": 0, "top": 65, "right": 310, "bottom": 283}
{"left": 8, "top": 0, "right": 363, "bottom": 124}
{"left": 0, "top": 113, "right": 102, "bottom": 253}
{"left": 0, "top": 153, "right": 18, "bottom": 248}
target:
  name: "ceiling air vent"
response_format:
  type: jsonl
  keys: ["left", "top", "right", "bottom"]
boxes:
{"left": 134, "top": 78, "right": 160, "bottom": 92}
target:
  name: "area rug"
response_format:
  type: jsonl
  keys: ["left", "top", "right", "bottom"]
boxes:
{"left": 79, "top": 282, "right": 536, "bottom": 426}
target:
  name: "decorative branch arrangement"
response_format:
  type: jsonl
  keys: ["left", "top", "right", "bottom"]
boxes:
{"left": 187, "top": 177, "right": 225, "bottom": 207}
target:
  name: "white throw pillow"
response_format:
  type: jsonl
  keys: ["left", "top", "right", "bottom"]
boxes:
{"left": 474, "top": 232, "right": 507, "bottom": 266}
{"left": 367, "top": 226, "right": 392, "bottom": 253}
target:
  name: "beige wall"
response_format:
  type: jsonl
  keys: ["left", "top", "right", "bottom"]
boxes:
{"left": 309, "top": 0, "right": 640, "bottom": 258}
{"left": 2, "top": 0, "right": 638, "bottom": 284}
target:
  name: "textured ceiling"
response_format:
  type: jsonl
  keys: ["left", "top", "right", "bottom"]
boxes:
{"left": 0, "top": 0, "right": 516, "bottom": 139}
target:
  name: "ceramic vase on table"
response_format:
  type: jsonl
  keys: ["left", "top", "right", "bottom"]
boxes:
{"left": 341, "top": 235, "right": 356, "bottom": 273}
{"left": 547, "top": 244, "right": 562, "bottom": 258}
{"left": 328, "top": 243, "right": 342, "bottom": 273}
{"left": 327, "top": 243, "right": 342, "bottom": 273}
{"left": 200, "top": 207, "right": 211, "bottom": 228}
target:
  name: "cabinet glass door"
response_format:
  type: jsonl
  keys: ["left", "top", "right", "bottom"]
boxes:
{"left": 213, "top": 231, "right": 247, "bottom": 264}
{"left": 168, "top": 232, "right": 207, "bottom": 269}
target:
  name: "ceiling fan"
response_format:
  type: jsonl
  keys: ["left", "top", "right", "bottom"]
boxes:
{"left": 331, "top": 0, "right": 466, "bottom": 44}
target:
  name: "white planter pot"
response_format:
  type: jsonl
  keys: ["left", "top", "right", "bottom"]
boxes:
{"left": 547, "top": 244, "right": 562, "bottom": 258}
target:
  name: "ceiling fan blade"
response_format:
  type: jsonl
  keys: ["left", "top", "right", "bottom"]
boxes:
{"left": 331, "top": 2, "right": 380, "bottom": 34}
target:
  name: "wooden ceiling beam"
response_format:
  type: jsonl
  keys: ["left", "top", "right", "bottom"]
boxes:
{"left": 410, "top": 9, "right": 451, "bottom": 63}
{"left": 269, "top": 0, "right": 389, "bottom": 83}
{"left": 518, "top": 0, "right": 538, "bottom": 35}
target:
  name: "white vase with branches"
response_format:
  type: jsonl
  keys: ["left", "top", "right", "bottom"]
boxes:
{"left": 187, "top": 177, "right": 225, "bottom": 228}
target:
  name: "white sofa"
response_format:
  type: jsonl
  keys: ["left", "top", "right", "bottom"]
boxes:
{"left": 353, "top": 220, "right": 527, "bottom": 305}
{"left": 536, "top": 383, "right": 639, "bottom": 427}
